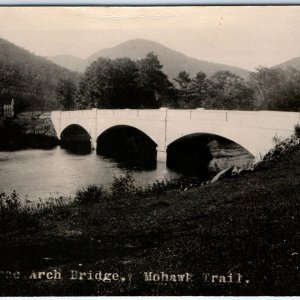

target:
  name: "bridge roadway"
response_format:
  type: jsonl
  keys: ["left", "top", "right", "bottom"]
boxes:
{"left": 51, "top": 108, "right": 300, "bottom": 162}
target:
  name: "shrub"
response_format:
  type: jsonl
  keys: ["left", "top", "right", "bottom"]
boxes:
{"left": 0, "top": 191, "right": 38, "bottom": 233}
{"left": 74, "top": 185, "right": 105, "bottom": 204}
{"left": 138, "top": 179, "right": 184, "bottom": 197}
{"left": 37, "top": 196, "right": 72, "bottom": 219}
{"left": 111, "top": 172, "right": 137, "bottom": 197}
{"left": 272, "top": 134, "right": 282, "bottom": 146}
{"left": 295, "top": 124, "right": 300, "bottom": 138}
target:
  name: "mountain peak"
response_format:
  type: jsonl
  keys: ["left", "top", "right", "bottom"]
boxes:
{"left": 47, "top": 39, "right": 250, "bottom": 78}
{"left": 86, "top": 39, "right": 250, "bottom": 79}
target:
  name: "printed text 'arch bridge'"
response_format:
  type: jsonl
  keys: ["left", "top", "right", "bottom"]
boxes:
{"left": 51, "top": 108, "right": 300, "bottom": 162}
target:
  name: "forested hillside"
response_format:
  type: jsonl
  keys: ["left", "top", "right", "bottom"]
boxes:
{"left": 0, "top": 38, "right": 78, "bottom": 112}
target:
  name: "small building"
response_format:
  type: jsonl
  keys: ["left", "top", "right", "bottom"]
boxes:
{"left": 0, "top": 98, "right": 14, "bottom": 117}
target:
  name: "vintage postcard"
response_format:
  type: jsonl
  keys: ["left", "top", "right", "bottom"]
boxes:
{"left": 0, "top": 6, "right": 299, "bottom": 296}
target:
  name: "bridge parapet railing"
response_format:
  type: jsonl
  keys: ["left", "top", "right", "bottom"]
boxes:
{"left": 52, "top": 109, "right": 300, "bottom": 131}
{"left": 51, "top": 110, "right": 96, "bottom": 119}
{"left": 59, "top": 110, "right": 97, "bottom": 119}
{"left": 167, "top": 109, "right": 228, "bottom": 121}
{"left": 226, "top": 110, "right": 300, "bottom": 129}
{"left": 137, "top": 109, "right": 167, "bottom": 120}
{"left": 52, "top": 109, "right": 167, "bottom": 120}
{"left": 98, "top": 108, "right": 168, "bottom": 120}
{"left": 107, "top": 109, "right": 139, "bottom": 118}
{"left": 166, "top": 109, "right": 299, "bottom": 130}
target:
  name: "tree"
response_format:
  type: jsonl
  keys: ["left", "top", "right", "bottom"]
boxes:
{"left": 56, "top": 78, "right": 77, "bottom": 110}
{"left": 76, "top": 57, "right": 140, "bottom": 109}
{"left": 189, "top": 72, "right": 208, "bottom": 108}
{"left": 249, "top": 67, "right": 286, "bottom": 109}
{"left": 0, "top": 64, "right": 31, "bottom": 115}
{"left": 174, "top": 71, "right": 209, "bottom": 109}
{"left": 267, "top": 67, "right": 300, "bottom": 111}
{"left": 76, "top": 54, "right": 173, "bottom": 109}
{"left": 0, "top": 70, "right": 14, "bottom": 82}
{"left": 249, "top": 66, "right": 300, "bottom": 111}
{"left": 174, "top": 71, "right": 194, "bottom": 107}
{"left": 137, "top": 52, "right": 174, "bottom": 108}
{"left": 204, "top": 71, "right": 254, "bottom": 110}
{"left": 0, "top": 64, "right": 21, "bottom": 94}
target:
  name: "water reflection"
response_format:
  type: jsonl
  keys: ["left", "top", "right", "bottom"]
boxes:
{"left": 61, "top": 142, "right": 92, "bottom": 155}
{"left": 97, "top": 149, "right": 157, "bottom": 171}
{"left": 0, "top": 147, "right": 179, "bottom": 201}
{"left": 0, "top": 133, "right": 254, "bottom": 201}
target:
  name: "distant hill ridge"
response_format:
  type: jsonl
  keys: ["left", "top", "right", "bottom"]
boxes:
{"left": 0, "top": 38, "right": 74, "bottom": 76}
{"left": 46, "top": 54, "right": 87, "bottom": 74}
{"left": 48, "top": 39, "right": 250, "bottom": 79}
{"left": 273, "top": 56, "right": 300, "bottom": 71}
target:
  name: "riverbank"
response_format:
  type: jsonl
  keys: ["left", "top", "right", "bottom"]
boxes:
{"left": 0, "top": 113, "right": 59, "bottom": 150}
{"left": 0, "top": 134, "right": 299, "bottom": 296}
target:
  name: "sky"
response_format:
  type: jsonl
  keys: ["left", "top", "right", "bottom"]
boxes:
{"left": 0, "top": 6, "right": 299, "bottom": 70}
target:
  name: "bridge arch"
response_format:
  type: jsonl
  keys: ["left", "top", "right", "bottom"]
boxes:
{"left": 167, "top": 129, "right": 258, "bottom": 159}
{"left": 96, "top": 125, "right": 158, "bottom": 169}
{"left": 96, "top": 122, "right": 159, "bottom": 146}
{"left": 97, "top": 125, "right": 157, "bottom": 146}
{"left": 61, "top": 124, "right": 91, "bottom": 143}
{"left": 166, "top": 132, "right": 255, "bottom": 175}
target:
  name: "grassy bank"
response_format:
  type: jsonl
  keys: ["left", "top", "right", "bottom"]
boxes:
{"left": 0, "top": 136, "right": 300, "bottom": 296}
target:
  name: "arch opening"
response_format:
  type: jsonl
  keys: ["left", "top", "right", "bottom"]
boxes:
{"left": 97, "top": 125, "right": 157, "bottom": 170}
{"left": 60, "top": 124, "right": 91, "bottom": 155}
{"left": 167, "top": 133, "right": 254, "bottom": 178}
{"left": 208, "top": 135, "right": 255, "bottom": 171}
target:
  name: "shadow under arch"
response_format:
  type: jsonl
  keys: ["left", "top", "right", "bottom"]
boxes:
{"left": 60, "top": 124, "right": 92, "bottom": 155}
{"left": 97, "top": 125, "right": 157, "bottom": 170}
{"left": 167, "top": 133, "right": 254, "bottom": 177}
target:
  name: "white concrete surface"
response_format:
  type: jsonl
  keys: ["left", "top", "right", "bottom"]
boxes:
{"left": 51, "top": 108, "right": 300, "bottom": 162}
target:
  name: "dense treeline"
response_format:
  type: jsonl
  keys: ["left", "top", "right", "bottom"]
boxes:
{"left": 175, "top": 66, "right": 300, "bottom": 111}
{"left": 1, "top": 37, "right": 300, "bottom": 113}
{"left": 173, "top": 70, "right": 254, "bottom": 110}
{"left": 60, "top": 52, "right": 300, "bottom": 112}
{"left": 173, "top": 66, "right": 300, "bottom": 111}
{"left": 0, "top": 38, "right": 78, "bottom": 113}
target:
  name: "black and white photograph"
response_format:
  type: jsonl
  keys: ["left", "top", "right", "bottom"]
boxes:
{"left": 0, "top": 5, "right": 299, "bottom": 296}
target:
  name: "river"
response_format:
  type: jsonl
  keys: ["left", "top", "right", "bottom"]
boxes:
{"left": 0, "top": 141, "right": 254, "bottom": 201}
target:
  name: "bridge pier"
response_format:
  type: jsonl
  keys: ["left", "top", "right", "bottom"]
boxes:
{"left": 157, "top": 150, "right": 167, "bottom": 162}
{"left": 91, "top": 138, "right": 97, "bottom": 150}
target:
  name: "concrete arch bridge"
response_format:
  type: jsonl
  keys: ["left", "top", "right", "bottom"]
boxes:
{"left": 51, "top": 108, "right": 300, "bottom": 162}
